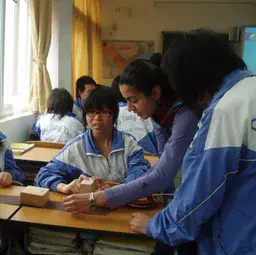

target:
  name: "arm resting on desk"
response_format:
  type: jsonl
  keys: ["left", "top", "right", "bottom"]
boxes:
{"left": 35, "top": 159, "right": 89, "bottom": 191}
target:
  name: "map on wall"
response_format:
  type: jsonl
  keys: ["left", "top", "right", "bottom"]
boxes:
{"left": 102, "top": 40, "right": 155, "bottom": 79}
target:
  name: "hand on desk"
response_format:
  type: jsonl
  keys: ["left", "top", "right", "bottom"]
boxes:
{"left": 63, "top": 190, "right": 107, "bottom": 214}
{"left": 83, "top": 175, "right": 110, "bottom": 191}
{"left": 63, "top": 193, "right": 92, "bottom": 214}
{"left": 0, "top": 172, "right": 13, "bottom": 187}
{"left": 57, "top": 177, "right": 84, "bottom": 195}
{"left": 56, "top": 175, "right": 110, "bottom": 195}
{"left": 129, "top": 213, "right": 150, "bottom": 234}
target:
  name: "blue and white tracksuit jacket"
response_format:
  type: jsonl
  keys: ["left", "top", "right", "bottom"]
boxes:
{"left": 35, "top": 128, "right": 150, "bottom": 191}
{"left": 146, "top": 69, "right": 256, "bottom": 254}
{"left": 117, "top": 102, "right": 158, "bottom": 156}
{"left": 73, "top": 98, "right": 84, "bottom": 122}
{"left": 0, "top": 132, "right": 24, "bottom": 184}
{"left": 33, "top": 112, "right": 85, "bottom": 144}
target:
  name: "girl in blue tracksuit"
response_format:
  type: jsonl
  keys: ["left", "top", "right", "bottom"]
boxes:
{"left": 33, "top": 88, "right": 84, "bottom": 144}
{"left": 0, "top": 132, "right": 24, "bottom": 186}
{"left": 111, "top": 75, "right": 158, "bottom": 156}
{"left": 35, "top": 86, "right": 150, "bottom": 195}
{"left": 130, "top": 29, "right": 256, "bottom": 254}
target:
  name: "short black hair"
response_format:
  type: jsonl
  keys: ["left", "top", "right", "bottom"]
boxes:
{"left": 161, "top": 28, "right": 246, "bottom": 105}
{"left": 150, "top": 53, "right": 162, "bottom": 66}
{"left": 111, "top": 75, "right": 126, "bottom": 103}
{"left": 47, "top": 88, "right": 74, "bottom": 119}
{"left": 84, "top": 86, "right": 119, "bottom": 124}
{"left": 119, "top": 58, "right": 177, "bottom": 100}
{"left": 76, "top": 75, "right": 97, "bottom": 98}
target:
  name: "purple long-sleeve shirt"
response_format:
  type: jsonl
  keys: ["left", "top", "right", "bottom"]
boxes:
{"left": 105, "top": 106, "right": 198, "bottom": 208}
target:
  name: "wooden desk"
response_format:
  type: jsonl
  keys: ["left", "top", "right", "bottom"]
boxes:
{"left": 145, "top": 155, "right": 158, "bottom": 166}
{"left": 14, "top": 147, "right": 60, "bottom": 185}
{"left": 9, "top": 187, "right": 163, "bottom": 234}
{"left": 14, "top": 146, "right": 158, "bottom": 166}
{"left": 0, "top": 204, "right": 19, "bottom": 220}
{"left": 0, "top": 186, "right": 25, "bottom": 196}
{"left": 14, "top": 147, "right": 60, "bottom": 163}
{"left": 14, "top": 146, "right": 158, "bottom": 185}
{"left": 0, "top": 186, "right": 24, "bottom": 220}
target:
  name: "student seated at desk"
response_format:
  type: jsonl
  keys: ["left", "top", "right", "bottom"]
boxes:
{"left": 112, "top": 75, "right": 158, "bottom": 156}
{"left": 73, "top": 75, "right": 97, "bottom": 122}
{"left": 35, "top": 86, "right": 150, "bottom": 195}
{"left": 0, "top": 132, "right": 24, "bottom": 186}
{"left": 33, "top": 88, "right": 85, "bottom": 144}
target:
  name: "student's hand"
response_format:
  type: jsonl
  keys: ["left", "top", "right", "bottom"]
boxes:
{"left": 0, "top": 172, "right": 13, "bottom": 187}
{"left": 129, "top": 213, "right": 150, "bottom": 234}
{"left": 82, "top": 175, "right": 110, "bottom": 190}
{"left": 63, "top": 190, "right": 107, "bottom": 214}
{"left": 63, "top": 193, "right": 92, "bottom": 214}
{"left": 56, "top": 179, "right": 81, "bottom": 194}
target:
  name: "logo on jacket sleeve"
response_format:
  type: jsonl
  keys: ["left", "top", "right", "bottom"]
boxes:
{"left": 251, "top": 118, "right": 256, "bottom": 131}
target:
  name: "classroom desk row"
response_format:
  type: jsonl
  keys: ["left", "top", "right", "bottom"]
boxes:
{"left": 0, "top": 186, "right": 162, "bottom": 234}
{"left": 0, "top": 185, "right": 163, "bottom": 254}
{"left": 14, "top": 146, "right": 159, "bottom": 184}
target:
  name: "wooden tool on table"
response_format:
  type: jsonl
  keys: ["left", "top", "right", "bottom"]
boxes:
{"left": 80, "top": 179, "right": 96, "bottom": 193}
{"left": 20, "top": 186, "right": 49, "bottom": 207}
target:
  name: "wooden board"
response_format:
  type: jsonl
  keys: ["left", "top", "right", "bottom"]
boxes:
{"left": 0, "top": 186, "right": 25, "bottom": 196}
{"left": 14, "top": 147, "right": 60, "bottom": 163}
{"left": 0, "top": 203, "right": 19, "bottom": 220}
{"left": 12, "top": 188, "right": 163, "bottom": 234}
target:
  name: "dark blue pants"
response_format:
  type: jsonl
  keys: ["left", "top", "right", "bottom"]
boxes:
{"left": 154, "top": 241, "right": 197, "bottom": 255}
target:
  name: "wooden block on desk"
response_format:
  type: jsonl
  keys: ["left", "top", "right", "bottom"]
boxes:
{"left": 20, "top": 186, "right": 49, "bottom": 207}
{"left": 80, "top": 179, "right": 95, "bottom": 193}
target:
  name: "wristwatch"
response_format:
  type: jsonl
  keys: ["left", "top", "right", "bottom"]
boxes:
{"left": 89, "top": 192, "right": 96, "bottom": 211}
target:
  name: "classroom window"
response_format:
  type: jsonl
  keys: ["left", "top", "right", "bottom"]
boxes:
{"left": 0, "top": 0, "right": 31, "bottom": 117}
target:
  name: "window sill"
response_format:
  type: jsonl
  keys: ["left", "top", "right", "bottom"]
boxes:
{"left": 0, "top": 111, "right": 36, "bottom": 124}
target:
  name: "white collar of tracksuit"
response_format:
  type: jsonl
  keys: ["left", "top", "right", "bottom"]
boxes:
{"left": 74, "top": 97, "right": 83, "bottom": 111}
{"left": 84, "top": 128, "right": 125, "bottom": 156}
{"left": 210, "top": 69, "right": 254, "bottom": 106}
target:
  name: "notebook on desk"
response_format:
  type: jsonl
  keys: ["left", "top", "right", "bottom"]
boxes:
{"left": 11, "top": 143, "right": 34, "bottom": 155}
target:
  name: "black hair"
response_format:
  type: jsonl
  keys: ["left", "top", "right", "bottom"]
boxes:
{"left": 76, "top": 75, "right": 97, "bottom": 98}
{"left": 111, "top": 75, "right": 126, "bottom": 103}
{"left": 150, "top": 53, "right": 162, "bottom": 67}
{"left": 47, "top": 88, "right": 74, "bottom": 119}
{"left": 119, "top": 58, "right": 177, "bottom": 100}
{"left": 161, "top": 28, "right": 246, "bottom": 106}
{"left": 84, "top": 86, "right": 119, "bottom": 124}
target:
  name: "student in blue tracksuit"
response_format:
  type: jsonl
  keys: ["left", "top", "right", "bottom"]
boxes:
{"left": 0, "top": 132, "right": 24, "bottom": 186}
{"left": 73, "top": 76, "right": 97, "bottom": 122}
{"left": 33, "top": 88, "right": 85, "bottom": 144}
{"left": 129, "top": 29, "right": 256, "bottom": 254}
{"left": 35, "top": 86, "right": 150, "bottom": 195}
{"left": 112, "top": 75, "right": 158, "bottom": 156}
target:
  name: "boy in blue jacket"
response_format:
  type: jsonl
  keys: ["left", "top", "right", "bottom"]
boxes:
{"left": 35, "top": 86, "right": 150, "bottom": 195}
{"left": 73, "top": 76, "right": 97, "bottom": 122}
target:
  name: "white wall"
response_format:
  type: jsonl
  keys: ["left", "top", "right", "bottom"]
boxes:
{"left": 48, "top": 0, "right": 72, "bottom": 93}
{"left": 59, "top": 0, "right": 72, "bottom": 93}
{"left": 0, "top": 113, "right": 36, "bottom": 143}
{"left": 48, "top": 0, "right": 256, "bottom": 87}
{"left": 47, "top": 0, "right": 59, "bottom": 89}
{"left": 101, "top": 0, "right": 256, "bottom": 84}
{"left": 101, "top": 0, "right": 256, "bottom": 49}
